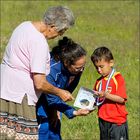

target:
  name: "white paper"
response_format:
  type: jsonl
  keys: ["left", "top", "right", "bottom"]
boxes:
{"left": 74, "top": 87, "right": 97, "bottom": 110}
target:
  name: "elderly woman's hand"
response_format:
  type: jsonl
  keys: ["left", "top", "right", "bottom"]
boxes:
{"left": 59, "top": 89, "right": 74, "bottom": 102}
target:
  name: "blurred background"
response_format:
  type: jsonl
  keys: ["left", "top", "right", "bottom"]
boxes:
{"left": 1, "top": 1, "right": 139, "bottom": 139}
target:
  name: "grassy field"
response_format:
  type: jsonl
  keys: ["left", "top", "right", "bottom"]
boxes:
{"left": 1, "top": 1, "right": 139, "bottom": 140}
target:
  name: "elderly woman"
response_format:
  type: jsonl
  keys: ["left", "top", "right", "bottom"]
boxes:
{"left": 36, "top": 37, "right": 90, "bottom": 140}
{"left": 0, "top": 6, "right": 75, "bottom": 140}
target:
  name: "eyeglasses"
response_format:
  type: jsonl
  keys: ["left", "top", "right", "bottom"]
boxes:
{"left": 71, "top": 64, "right": 85, "bottom": 72}
{"left": 58, "top": 28, "right": 67, "bottom": 35}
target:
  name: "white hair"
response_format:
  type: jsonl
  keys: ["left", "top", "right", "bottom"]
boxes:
{"left": 43, "top": 6, "right": 75, "bottom": 31}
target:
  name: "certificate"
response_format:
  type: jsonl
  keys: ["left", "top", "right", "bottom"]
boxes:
{"left": 74, "top": 87, "right": 98, "bottom": 110}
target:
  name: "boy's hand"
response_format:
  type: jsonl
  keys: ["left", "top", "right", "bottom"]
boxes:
{"left": 98, "top": 91, "right": 105, "bottom": 97}
{"left": 93, "top": 90, "right": 100, "bottom": 96}
{"left": 95, "top": 90, "right": 110, "bottom": 97}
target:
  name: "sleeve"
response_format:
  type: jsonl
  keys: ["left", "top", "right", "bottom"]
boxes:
{"left": 93, "top": 80, "right": 99, "bottom": 91}
{"left": 115, "top": 74, "right": 127, "bottom": 99}
{"left": 46, "top": 72, "right": 76, "bottom": 119}
{"left": 29, "top": 38, "right": 50, "bottom": 75}
{"left": 46, "top": 94, "right": 75, "bottom": 119}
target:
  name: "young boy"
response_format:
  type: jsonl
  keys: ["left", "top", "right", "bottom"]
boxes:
{"left": 91, "top": 46, "right": 129, "bottom": 140}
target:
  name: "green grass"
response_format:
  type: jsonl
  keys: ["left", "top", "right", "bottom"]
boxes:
{"left": 1, "top": 1, "right": 139, "bottom": 140}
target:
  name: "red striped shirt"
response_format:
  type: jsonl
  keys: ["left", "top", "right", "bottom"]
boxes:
{"left": 94, "top": 72, "right": 128, "bottom": 124}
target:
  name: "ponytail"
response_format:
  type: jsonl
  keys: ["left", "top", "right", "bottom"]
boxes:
{"left": 51, "top": 36, "right": 86, "bottom": 65}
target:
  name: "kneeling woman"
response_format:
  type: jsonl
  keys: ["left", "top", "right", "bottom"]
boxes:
{"left": 36, "top": 37, "right": 90, "bottom": 140}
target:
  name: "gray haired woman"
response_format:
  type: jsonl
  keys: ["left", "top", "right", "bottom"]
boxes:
{"left": 0, "top": 6, "right": 75, "bottom": 140}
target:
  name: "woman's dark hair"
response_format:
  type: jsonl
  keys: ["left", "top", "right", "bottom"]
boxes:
{"left": 51, "top": 36, "right": 86, "bottom": 66}
{"left": 91, "top": 46, "right": 114, "bottom": 64}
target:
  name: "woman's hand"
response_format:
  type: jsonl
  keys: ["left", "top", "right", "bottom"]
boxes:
{"left": 73, "top": 109, "right": 91, "bottom": 116}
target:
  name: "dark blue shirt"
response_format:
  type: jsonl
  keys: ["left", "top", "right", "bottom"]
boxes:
{"left": 36, "top": 56, "right": 82, "bottom": 120}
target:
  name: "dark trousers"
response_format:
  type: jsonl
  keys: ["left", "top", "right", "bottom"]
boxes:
{"left": 99, "top": 118, "right": 129, "bottom": 140}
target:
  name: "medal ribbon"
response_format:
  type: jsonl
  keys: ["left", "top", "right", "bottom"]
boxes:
{"left": 96, "top": 68, "right": 115, "bottom": 106}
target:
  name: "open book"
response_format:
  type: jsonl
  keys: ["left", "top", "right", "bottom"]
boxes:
{"left": 73, "top": 87, "right": 98, "bottom": 110}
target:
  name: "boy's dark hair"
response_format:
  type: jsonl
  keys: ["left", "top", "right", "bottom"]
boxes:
{"left": 51, "top": 36, "right": 86, "bottom": 66}
{"left": 91, "top": 46, "right": 113, "bottom": 64}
